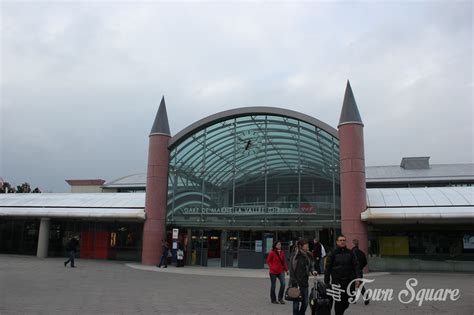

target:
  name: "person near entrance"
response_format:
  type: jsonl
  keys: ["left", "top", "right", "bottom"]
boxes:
{"left": 350, "top": 239, "right": 369, "bottom": 305}
{"left": 312, "top": 238, "right": 326, "bottom": 273}
{"left": 324, "top": 235, "right": 361, "bottom": 315}
{"left": 267, "top": 240, "right": 289, "bottom": 305}
{"left": 290, "top": 239, "right": 317, "bottom": 315}
{"left": 64, "top": 235, "right": 79, "bottom": 268}
{"left": 157, "top": 240, "right": 169, "bottom": 268}
{"left": 176, "top": 241, "right": 185, "bottom": 267}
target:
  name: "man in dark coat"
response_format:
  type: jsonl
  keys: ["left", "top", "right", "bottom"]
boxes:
{"left": 312, "top": 238, "right": 323, "bottom": 273}
{"left": 324, "top": 235, "right": 361, "bottom": 315}
{"left": 351, "top": 239, "right": 369, "bottom": 305}
{"left": 64, "top": 236, "right": 79, "bottom": 268}
{"left": 157, "top": 240, "right": 169, "bottom": 268}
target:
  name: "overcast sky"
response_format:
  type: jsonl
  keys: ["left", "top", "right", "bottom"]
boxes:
{"left": 1, "top": 1, "right": 472, "bottom": 192}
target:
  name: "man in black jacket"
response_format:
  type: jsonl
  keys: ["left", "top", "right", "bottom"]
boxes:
{"left": 351, "top": 239, "right": 369, "bottom": 305}
{"left": 64, "top": 236, "right": 79, "bottom": 268}
{"left": 324, "top": 235, "right": 361, "bottom": 315}
{"left": 312, "top": 238, "right": 322, "bottom": 273}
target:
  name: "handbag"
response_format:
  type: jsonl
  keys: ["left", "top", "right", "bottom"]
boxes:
{"left": 285, "top": 251, "right": 303, "bottom": 302}
{"left": 285, "top": 284, "right": 302, "bottom": 302}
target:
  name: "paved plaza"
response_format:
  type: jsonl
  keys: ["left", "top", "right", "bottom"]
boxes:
{"left": 0, "top": 255, "right": 473, "bottom": 314}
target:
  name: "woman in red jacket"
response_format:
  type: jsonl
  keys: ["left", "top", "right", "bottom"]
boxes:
{"left": 267, "top": 240, "right": 289, "bottom": 304}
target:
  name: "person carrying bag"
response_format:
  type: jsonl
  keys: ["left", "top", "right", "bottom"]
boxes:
{"left": 287, "top": 239, "right": 317, "bottom": 315}
{"left": 286, "top": 246, "right": 302, "bottom": 303}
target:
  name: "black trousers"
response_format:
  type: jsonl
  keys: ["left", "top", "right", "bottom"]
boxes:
{"left": 64, "top": 250, "right": 76, "bottom": 267}
{"left": 330, "top": 281, "right": 350, "bottom": 315}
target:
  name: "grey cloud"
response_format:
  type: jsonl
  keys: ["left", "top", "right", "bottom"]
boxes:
{"left": 1, "top": 1, "right": 472, "bottom": 192}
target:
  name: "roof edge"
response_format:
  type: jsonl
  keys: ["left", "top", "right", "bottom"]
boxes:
{"left": 102, "top": 173, "right": 146, "bottom": 187}
{"left": 168, "top": 106, "right": 338, "bottom": 149}
{"left": 66, "top": 179, "right": 106, "bottom": 186}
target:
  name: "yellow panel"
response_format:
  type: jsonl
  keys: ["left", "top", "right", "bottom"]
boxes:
{"left": 379, "top": 236, "right": 409, "bottom": 256}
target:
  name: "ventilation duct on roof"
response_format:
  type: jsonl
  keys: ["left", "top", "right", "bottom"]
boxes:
{"left": 400, "top": 157, "right": 430, "bottom": 169}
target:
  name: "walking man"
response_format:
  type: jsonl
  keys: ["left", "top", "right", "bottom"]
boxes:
{"left": 157, "top": 240, "right": 169, "bottom": 268}
{"left": 351, "top": 239, "right": 369, "bottom": 305}
{"left": 64, "top": 236, "right": 79, "bottom": 268}
{"left": 324, "top": 235, "right": 361, "bottom": 315}
{"left": 312, "top": 239, "right": 322, "bottom": 273}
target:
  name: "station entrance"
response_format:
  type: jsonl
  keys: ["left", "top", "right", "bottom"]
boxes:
{"left": 168, "top": 228, "right": 337, "bottom": 269}
{"left": 164, "top": 111, "right": 342, "bottom": 269}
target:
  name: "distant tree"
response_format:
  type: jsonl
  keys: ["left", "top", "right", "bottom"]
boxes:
{"left": 17, "top": 182, "right": 32, "bottom": 193}
{"left": 0, "top": 181, "right": 41, "bottom": 193}
{"left": 0, "top": 182, "right": 14, "bottom": 193}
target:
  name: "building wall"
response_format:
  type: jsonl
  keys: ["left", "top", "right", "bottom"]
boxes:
{"left": 0, "top": 218, "right": 143, "bottom": 261}
{"left": 367, "top": 224, "right": 474, "bottom": 260}
{"left": 71, "top": 185, "right": 103, "bottom": 193}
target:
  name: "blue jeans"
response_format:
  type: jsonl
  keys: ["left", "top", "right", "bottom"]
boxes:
{"left": 270, "top": 273, "right": 286, "bottom": 302}
{"left": 158, "top": 254, "right": 167, "bottom": 267}
{"left": 292, "top": 286, "right": 309, "bottom": 315}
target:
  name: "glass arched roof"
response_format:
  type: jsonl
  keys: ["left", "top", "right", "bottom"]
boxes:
{"left": 169, "top": 107, "right": 338, "bottom": 149}
{"left": 169, "top": 108, "right": 339, "bottom": 188}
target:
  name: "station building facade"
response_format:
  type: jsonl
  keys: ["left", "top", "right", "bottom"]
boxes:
{"left": 1, "top": 82, "right": 473, "bottom": 271}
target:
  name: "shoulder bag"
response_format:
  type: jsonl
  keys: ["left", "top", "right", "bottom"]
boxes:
{"left": 285, "top": 282, "right": 302, "bottom": 301}
{"left": 285, "top": 253, "right": 302, "bottom": 302}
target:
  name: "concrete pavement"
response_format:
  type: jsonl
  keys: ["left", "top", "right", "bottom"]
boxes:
{"left": 0, "top": 255, "right": 473, "bottom": 314}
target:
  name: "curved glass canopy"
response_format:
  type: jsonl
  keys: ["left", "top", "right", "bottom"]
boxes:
{"left": 167, "top": 113, "right": 340, "bottom": 229}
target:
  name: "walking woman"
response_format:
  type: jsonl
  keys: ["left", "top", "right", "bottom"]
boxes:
{"left": 290, "top": 239, "right": 317, "bottom": 315}
{"left": 267, "top": 240, "right": 289, "bottom": 304}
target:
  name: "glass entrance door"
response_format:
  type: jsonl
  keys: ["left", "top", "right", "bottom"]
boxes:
{"left": 190, "top": 229, "right": 207, "bottom": 266}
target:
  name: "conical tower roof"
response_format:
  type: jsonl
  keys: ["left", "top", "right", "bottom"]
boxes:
{"left": 150, "top": 96, "right": 171, "bottom": 136}
{"left": 338, "top": 80, "right": 363, "bottom": 127}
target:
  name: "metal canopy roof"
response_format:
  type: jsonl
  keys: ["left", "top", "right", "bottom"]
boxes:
{"left": 362, "top": 187, "right": 474, "bottom": 223}
{"left": 366, "top": 187, "right": 473, "bottom": 207}
{"left": 366, "top": 164, "right": 474, "bottom": 183}
{"left": 103, "top": 174, "right": 146, "bottom": 188}
{"left": 0, "top": 208, "right": 145, "bottom": 220}
{"left": 0, "top": 193, "right": 146, "bottom": 220}
{"left": 361, "top": 206, "right": 474, "bottom": 223}
{"left": 0, "top": 187, "right": 472, "bottom": 223}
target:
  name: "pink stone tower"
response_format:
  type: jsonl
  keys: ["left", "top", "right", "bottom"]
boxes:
{"left": 338, "top": 81, "right": 369, "bottom": 270}
{"left": 142, "top": 96, "right": 171, "bottom": 265}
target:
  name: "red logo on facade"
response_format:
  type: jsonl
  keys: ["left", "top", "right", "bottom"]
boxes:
{"left": 300, "top": 203, "right": 315, "bottom": 213}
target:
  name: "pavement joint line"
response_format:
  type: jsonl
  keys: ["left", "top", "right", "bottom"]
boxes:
{"left": 125, "top": 263, "right": 391, "bottom": 278}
